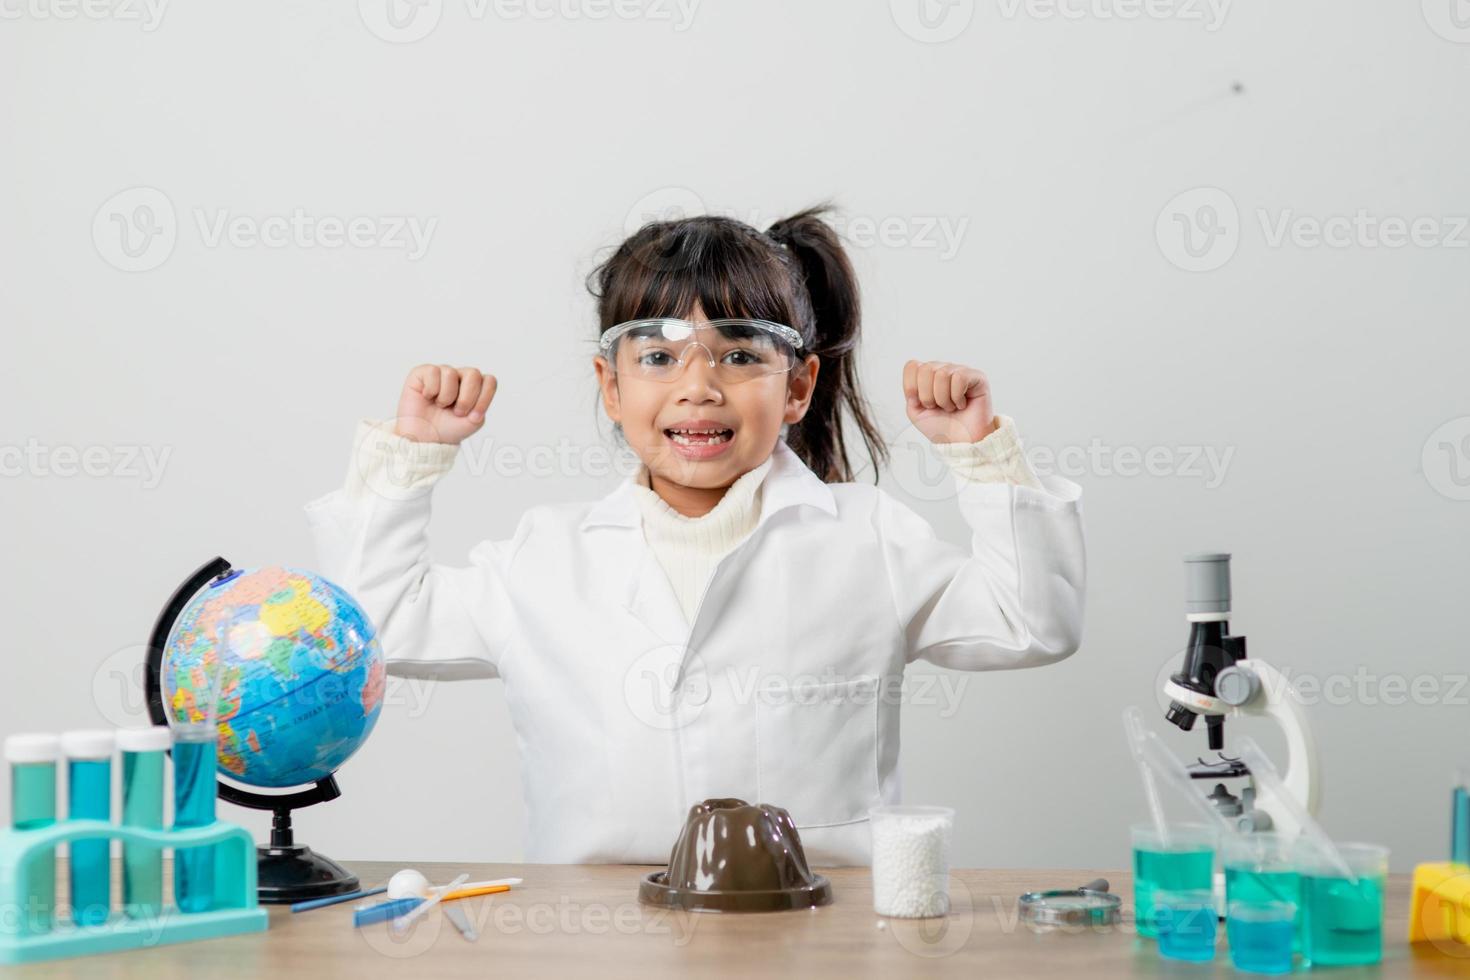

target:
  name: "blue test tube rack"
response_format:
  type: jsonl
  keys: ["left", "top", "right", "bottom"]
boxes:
{"left": 0, "top": 818, "right": 268, "bottom": 964}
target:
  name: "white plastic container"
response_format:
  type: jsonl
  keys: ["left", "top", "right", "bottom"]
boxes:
{"left": 869, "top": 804, "right": 955, "bottom": 918}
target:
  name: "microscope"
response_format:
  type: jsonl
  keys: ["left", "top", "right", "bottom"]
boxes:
{"left": 1161, "top": 553, "right": 1321, "bottom": 836}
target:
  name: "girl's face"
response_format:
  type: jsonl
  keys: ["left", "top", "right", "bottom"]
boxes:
{"left": 595, "top": 304, "right": 819, "bottom": 492}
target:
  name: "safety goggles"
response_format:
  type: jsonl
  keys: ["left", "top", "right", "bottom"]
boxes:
{"left": 598, "top": 318, "right": 804, "bottom": 385}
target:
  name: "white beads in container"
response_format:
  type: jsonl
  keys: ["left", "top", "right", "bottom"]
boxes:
{"left": 869, "top": 805, "right": 955, "bottom": 918}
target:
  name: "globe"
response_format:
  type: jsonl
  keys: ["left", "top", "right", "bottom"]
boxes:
{"left": 160, "top": 565, "right": 384, "bottom": 789}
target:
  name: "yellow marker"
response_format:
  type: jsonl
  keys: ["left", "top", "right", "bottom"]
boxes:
{"left": 442, "top": 884, "right": 511, "bottom": 902}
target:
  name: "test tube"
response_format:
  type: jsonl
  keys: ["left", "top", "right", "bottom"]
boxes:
{"left": 4, "top": 733, "right": 60, "bottom": 935}
{"left": 169, "top": 610, "right": 235, "bottom": 914}
{"left": 117, "top": 727, "right": 170, "bottom": 920}
{"left": 61, "top": 730, "right": 115, "bottom": 926}
{"left": 171, "top": 723, "right": 218, "bottom": 913}
{"left": 1452, "top": 767, "right": 1470, "bottom": 866}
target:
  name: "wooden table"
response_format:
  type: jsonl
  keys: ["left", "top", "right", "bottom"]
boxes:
{"left": 11, "top": 862, "right": 1449, "bottom": 978}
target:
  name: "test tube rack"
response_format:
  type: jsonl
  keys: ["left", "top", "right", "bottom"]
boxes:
{"left": 0, "top": 818, "right": 268, "bottom": 964}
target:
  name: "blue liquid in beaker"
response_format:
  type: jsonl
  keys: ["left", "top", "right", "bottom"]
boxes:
{"left": 1134, "top": 847, "right": 1214, "bottom": 939}
{"left": 1301, "top": 873, "right": 1383, "bottom": 967}
{"left": 1225, "top": 866, "right": 1302, "bottom": 951}
{"left": 1155, "top": 897, "right": 1217, "bottom": 962}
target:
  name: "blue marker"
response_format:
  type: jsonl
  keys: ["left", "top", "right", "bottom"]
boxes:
{"left": 292, "top": 886, "right": 387, "bottom": 913}
{"left": 353, "top": 897, "right": 423, "bottom": 928}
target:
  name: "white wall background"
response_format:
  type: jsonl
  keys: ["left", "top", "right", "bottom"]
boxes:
{"left": 3, "top": 0, "right": 1468, "bottom": 874}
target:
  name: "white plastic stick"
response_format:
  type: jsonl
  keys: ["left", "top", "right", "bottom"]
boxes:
{"left": 1234, "top": 736, "right": 1357, "bottom": 884}
{"left": 392, "top": 873, "right": 468, "bottom": 934}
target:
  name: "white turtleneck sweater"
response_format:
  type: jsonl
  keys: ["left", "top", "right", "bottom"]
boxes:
{"left": 629, "top": 414, "right": 1043, "bottom": 622}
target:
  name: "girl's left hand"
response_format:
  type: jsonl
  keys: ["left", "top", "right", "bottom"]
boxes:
{"left": 903, "top": 360, "right": 997, "bottom": 444}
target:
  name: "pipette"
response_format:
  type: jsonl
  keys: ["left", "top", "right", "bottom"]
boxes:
{"left": 391, "top": 872, "right": 468, "bottom": 936}
{"left": 1135, "top": 726, "right": 1238, "bottom": 837}
{"left": 1233, "top": 736, "right": 1357, "bottom": 883}
{"left": 1123, "top": 707, "right": 1172, "bottom": 845}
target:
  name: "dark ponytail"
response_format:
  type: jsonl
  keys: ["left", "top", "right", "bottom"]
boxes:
{"left": 764, "top": 206, "right": 887, "bottom": 483}
{"left": 587, "top": 203, "right": 888, "bottom": 483}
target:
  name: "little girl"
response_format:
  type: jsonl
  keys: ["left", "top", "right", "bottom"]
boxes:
{"left": 305, "top": 206, "right": 1085, "bottom": 866}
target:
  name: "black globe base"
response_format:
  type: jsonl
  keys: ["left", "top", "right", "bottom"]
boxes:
{"left": 250, "top": 798, "right": 360, "bottom": 904}
{"left": 256, "top": 842, "right": 360, "bottom": 904}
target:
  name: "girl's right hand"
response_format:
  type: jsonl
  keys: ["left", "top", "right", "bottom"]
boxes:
{"left": 394, "top": 364, "right": 498, "bottom": 444}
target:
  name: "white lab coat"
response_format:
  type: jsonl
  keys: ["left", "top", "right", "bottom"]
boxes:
{"left": 305, "top": 436, "right": 1085, "bottom": 866}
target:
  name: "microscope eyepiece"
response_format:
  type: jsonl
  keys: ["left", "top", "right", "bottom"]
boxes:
{"left": 1184, "top": 552, "right": 1232, "bottom": 618}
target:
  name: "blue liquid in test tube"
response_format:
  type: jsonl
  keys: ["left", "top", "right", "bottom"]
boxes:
{"left": 119, "top": 727, "right": 170, "bottom": 920}
{"left": 172, "top": 725, "right": 218, "bottom": 913}
{"left": 62, "top": 730, "right": 116, "bottom": 927}
{"left": 1452, "top": 784, "right": 1470, "bottom": 866}
{"left": 5, "top": 734, "right": 61, "bottom": 935}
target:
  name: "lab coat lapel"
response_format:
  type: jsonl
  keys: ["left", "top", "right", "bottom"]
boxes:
{"left": 576, "top": 440, "right": 837, "bottom": 646}
{"left": 579, "top": 478, "right": 691, "bottom": 646}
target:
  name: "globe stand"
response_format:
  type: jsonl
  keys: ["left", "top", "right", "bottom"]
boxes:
{"left": 146, "top": 556, "right": 363, "bottom": 905}
{"left": 218, "top": 780, "right": 361, "bottom": 903}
